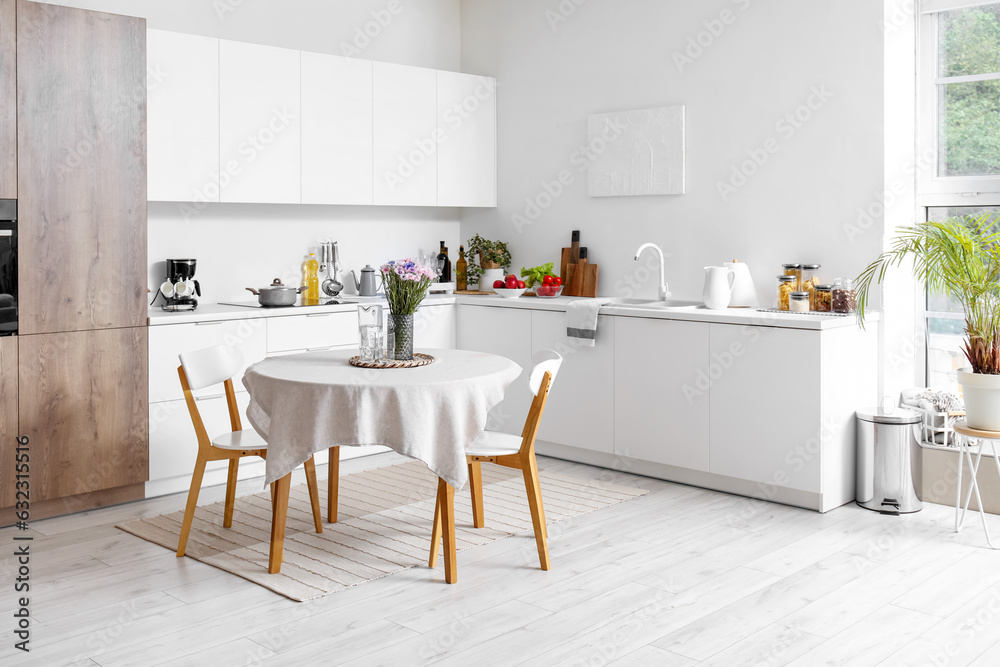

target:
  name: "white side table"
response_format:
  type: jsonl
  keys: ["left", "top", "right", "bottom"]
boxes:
{"left": 953, "top": 421, "right": 1000, "bottom": 549}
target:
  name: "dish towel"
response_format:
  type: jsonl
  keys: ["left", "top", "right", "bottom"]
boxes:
{"left": 566, "top": 298, "right": 612, "bottom": 347}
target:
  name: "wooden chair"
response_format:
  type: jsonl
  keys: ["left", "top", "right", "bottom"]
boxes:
{"left": 430, "top": 350, "right": 563, "bottom": 571}
{"left": 176, "top": 345, "right": 324, "bottom": 558}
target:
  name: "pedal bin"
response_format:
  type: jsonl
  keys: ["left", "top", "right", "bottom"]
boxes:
{"left": 856, "top": 407, "right": 922, "bottom": 514}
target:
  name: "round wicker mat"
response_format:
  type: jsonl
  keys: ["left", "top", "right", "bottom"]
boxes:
{"left": 348, "top": 352, "right": 435, "bottom": 369}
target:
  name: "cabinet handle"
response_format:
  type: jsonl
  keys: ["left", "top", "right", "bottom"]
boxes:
{"left": 194, "top": 393, "right": 223, "bottom": 402}
{"left": 194, "top": 321, "right": 225, "bottom": 326}
{"left": 0, "top": 230, "right": 11, "bottom": 237}
{"left": 306, "top": 346, "right": 333, "bottom": 352}
{"left": 306, "top": 313, "right": 331, "bottom": 318}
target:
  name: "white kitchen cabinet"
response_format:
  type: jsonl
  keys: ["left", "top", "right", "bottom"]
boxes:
{"left": 436, "top": 71, "right": 497, "bottom": 207}
{"left": 372, "top": 62, "right": 438, "bottom": 206}
{"left": 457, "top": 304, "right": 532, "bottom": 435}
{"left": 219, "top": 40, "right": 301, "bottom": 204}
{"left": 146, "top": 29, "right": 220, "bottom": 202}
{"left": 148, "top": 319, "right": 267, "bottom": 404}
{"left": 614, "top": 317, "right": 711, "bottom": 471}
{"left": 531, "top": 310, "right": 614, "bottom": 454}
{"left": 415, "top": 304, "right": 457, "bottom": 350}
{"left": 266, "top": 312, "right": 357, "bottom": 354}
{"left": 301, "top": 52, "right": 373, "bottom": 205}
{"left": 149, "top": 394, "right": 252, "bottom": 483}
{"left": 708, "top": 324, "right": 821, "bottom": 493}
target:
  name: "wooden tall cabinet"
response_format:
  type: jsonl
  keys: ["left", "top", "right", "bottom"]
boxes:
{"left": 0, "top": 336, "right": 16, "bottom": 507}
{"left": 0, "top": 0, "right": 15, "bottom": 198}
{"left": 0, "top": 1, "right": 148, "bottom": 523}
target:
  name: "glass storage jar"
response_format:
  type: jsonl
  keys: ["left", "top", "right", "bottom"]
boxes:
{"left": 782, "top": 264, "right": 802, "bottom": 290}
{"left": 813, "top": 284, "right": 833, "bottom": 312}
{"left": 833, "top": 279, "right": 857, "bottom": 313}
{"left": 789, "top": 291, "right": 810, "bottom": 312}
{"left": 777, "top": 275, "right": 797, "bottom": 311}
{"left": 800, "top": 263, "right": 821, "bottom": 299}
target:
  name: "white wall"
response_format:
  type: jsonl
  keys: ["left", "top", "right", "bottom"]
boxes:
{"left": 459, "top": 0, "right": 886, "bottom": 307}
{"left": 37, "top": 0, "right": 463, "bottom": 302}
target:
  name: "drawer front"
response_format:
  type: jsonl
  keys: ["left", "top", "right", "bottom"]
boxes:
{"left": 149, "top": 394, "right": 251, "bottom": 481}
{"left": 149, "top": 319, "right": 267, "bottom": 403}
{"left": 266, "top": 312, "right": 357, "bottom": 353}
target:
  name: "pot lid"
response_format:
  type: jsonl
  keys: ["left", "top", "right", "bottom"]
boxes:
{"left": 856, "top": 407, "right": 921, "bottom": 424}
{"left": 361, "top": 264, "right": 376, "bottom": 273}
{"left": 259, "top": 278, "right": 298, "bottom": 291}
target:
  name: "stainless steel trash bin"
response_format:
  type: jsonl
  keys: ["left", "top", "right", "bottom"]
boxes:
{"left": 856, "top": 407, "right": 922, "bottom": 514}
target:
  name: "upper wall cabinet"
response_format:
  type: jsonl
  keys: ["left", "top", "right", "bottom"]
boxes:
{"left": 372, "top": 62, "right": 438, "bottom": 207}
{"left": 0, "top": 0, "right": 16, "bottom": 199}
{"left": 437, "top": 71, "right": 497, "bottom": 207}
{"left": 301, "top": 52, "right": 373, "bottom": 205}
{"left": 219, "top": 40, "right": 301, "bottom": 204}
{"left": 147, "top": 29, "right": 220, "bottom": 202}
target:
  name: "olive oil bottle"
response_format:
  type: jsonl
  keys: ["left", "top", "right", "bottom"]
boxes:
{"left": 456, "top": 245, "right": 468, "bottom": 291}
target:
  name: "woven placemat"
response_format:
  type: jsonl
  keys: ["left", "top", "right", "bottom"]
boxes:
{"left": 348, "top": 352, "right": 435, "bottom": 368}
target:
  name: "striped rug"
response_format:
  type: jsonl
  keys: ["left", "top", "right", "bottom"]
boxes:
{"left": 117, "top": 460, "right": 648, "bottom": 601}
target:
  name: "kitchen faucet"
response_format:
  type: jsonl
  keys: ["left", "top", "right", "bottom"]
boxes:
{"left": 634, "top": 243, "right": 671, "bottom": 301}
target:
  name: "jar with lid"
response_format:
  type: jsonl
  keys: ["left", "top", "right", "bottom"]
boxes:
{"left": 833, "top": 278, "right": 857, "bottom": 313}
{"left": 777, "top": 275, "right": 797, "bottom": 310}
{"left": 813, "top": 284, "right": 833, "bottom": 312}
{"left": 782, "top": 264, "right": 802, "bottom": 290}
{"left": 789, "top": 291, "right": 810, "bottom": 313}
{"left": 800, "top": 263, "right": 821, "bottom": 298}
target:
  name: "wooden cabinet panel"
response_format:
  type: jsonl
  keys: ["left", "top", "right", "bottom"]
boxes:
{"left": 16, "top": 1, "right": 146, "bottom": 334}
{"left": 0, "top": 335, "right": 16, "bottom": 507}
{"left": 437, "top": 71, "right": 496, "bottom": 207}
{"left": 372, "top": 62, "right": 437, "bottom": 206}
{"left": 0, "top": 0, "right": 15, "bottom": 199}
{"left": 19, "top": 328, "right": 148, "bottom": 501}
{"left": 532, "top": 310, "right": 614, "bottom": 454}
{"left": 301, "top": 51, "right": 373, "bottom": 205}
{"left": 614, "top": 317, "right": 711, "bottom": 471}
{"left": 457, "top": 305, "right": 532, "bottom": 435}
{"left": 219, "top": 39, "right": 300, "bottom": 204}
{"left": 147, "top": 29, "right": 220, "bottom": 202}
{"left": 708, "top": 324, "right": 821, "bottom": 492}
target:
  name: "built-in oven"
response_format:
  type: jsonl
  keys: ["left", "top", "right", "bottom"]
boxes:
{"left": 0, "top": 200, "right": 16, "bottom": 336}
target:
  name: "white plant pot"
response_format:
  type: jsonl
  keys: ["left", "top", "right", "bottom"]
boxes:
{"left": 957, "top": 368, "right": 1000, "bottom": 431}
{"left": 479, "top": 268, "right": 505, "bottom": 293}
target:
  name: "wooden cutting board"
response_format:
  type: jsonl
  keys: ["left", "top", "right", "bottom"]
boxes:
{"left": 563, "top": 263, "right": 599, "bottom": 297}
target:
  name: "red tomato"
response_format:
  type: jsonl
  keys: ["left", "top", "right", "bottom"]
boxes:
{"left": 517, "top": 281, "right": 526, "bottom": 289}
{"left": 536, "top": 286, "right": 550, "bottom": 296}
{"left": 493, "top": 280, "right": 505, "bottom": 289}
{"left": 553, "top": 276, "right": 563, "bottom": 286}
{"left": 542, "top": 275, "right": 554, "bottom": 286}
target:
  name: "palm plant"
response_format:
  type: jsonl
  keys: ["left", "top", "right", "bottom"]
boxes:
{"left": 856, "top": 213, "right": 1000, "bottom": 374}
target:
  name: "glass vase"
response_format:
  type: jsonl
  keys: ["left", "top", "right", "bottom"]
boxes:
{"left": 392, "top": 312, "right": 414, "bottom": 361}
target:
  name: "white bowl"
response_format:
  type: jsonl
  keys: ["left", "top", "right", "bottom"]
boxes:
{"left": 495, "top": 287, "right": 526, "bottom": 299}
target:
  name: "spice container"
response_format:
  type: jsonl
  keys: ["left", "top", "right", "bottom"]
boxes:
{"left": 813, "top": 284, "right": 833, "bottom": 312}
{"left": 789, "top": 291, "right": 810, "bottom": 312}
{"left": 782, "top": 264, "right": 802, "bottom": 290}
{"left": 777, "top": 275, "right": 797, "bottom": 310}
{"left": 833, "top": 278, "right": 857, "bottom": 313}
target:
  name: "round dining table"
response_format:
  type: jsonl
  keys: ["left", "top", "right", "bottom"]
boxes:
{"left": 242, "top": 348, "right": 522, "bottom": 581}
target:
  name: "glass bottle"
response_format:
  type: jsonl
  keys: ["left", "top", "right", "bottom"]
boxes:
{"left": 436, "top": 241, "right": 451, "bottom": 283}
{"left": 302, "top": 253, "right": 319, "bottom": 305}
{"left": 456, "top": 245, "right": 468, "bottom": 291}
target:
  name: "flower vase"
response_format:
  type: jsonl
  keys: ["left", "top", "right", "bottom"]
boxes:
{"left": 392, "top": 312, "right": 414, "bottom": 361}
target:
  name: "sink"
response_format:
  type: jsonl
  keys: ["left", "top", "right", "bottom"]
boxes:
{"left": 608, "top": 298, "right": 703, "bottom": 310}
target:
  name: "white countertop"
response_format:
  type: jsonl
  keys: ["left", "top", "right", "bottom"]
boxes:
{"left": 147, "top": 292, "right": 877, "bottom": 331}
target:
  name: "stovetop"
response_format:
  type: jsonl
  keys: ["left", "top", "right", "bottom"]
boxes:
{"left": 218, "top": 298, "right": 358, "bottom": 309}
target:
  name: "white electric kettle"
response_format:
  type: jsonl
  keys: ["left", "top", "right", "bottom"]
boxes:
{"left": 724, "top": 259, "right": 758, "bottom": 308}
{"left": 703, "top": 266, "right": 735, "bottom": 310}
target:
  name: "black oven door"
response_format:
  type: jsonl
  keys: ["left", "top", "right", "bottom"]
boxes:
{"left": 0, "top": 219, "right": 16, "bottom": 335}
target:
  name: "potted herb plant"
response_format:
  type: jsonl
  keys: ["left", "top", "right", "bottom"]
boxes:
{"left": 856, "top": 213, "right": 1000, "bottom": 429}
{"left": 465, "top": 234, "right": 512, "bottom": 291}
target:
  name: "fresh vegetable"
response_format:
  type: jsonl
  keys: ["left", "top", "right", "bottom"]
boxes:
{"left": 520, "top": 262, "right": 558, "bottom": 288}
{"left": 553, "top": 276, "right": 563, "bottom": 286}
{"left": 542, "top": 275, "right": 554, "bottom": 286}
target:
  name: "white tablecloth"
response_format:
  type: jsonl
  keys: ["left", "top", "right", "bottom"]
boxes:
{"left": 242, "top": 348, "right": 522, "bottom": 490}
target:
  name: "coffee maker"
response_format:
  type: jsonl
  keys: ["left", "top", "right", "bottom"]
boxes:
{"left": 159, "top": 258, "right": 201, "bottom": 311}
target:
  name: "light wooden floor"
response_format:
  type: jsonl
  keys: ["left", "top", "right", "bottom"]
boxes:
{"left": 4, "top": 451, "right": 1000, "bottom": 666}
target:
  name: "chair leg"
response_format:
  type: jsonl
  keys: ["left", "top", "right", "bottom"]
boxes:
{"left": 177, "top": 453, "right": 208, "bottom": 558}
{"left": 304, "top": 455, "right": 323, "bottom": 534}
{"left": 469, "top": 461, "right": 485, "bottom": 528}
{"left": 223, "top": 458, "right": 239, "bottom": 528}
{"left": 521, "top": 454, "right": 550, "bottom": 570}
{"left": 428, "top": 487, "right": 443, "bottom": 568}
{"left": 328, "top": 446, "right": 340, "bottom": 524}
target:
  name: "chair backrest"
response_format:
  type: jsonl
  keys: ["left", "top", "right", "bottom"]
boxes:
{"left": 528, "top": 349, "right": 563, "bottom": 396}
{"left": 519, "top": 350, "right": 563, "bottom": 455}
{"left": 177, "top": 345, "right": 245, "bottom": 449}
{"left": 179, "top": 345, "right": 244, "bottom": 391}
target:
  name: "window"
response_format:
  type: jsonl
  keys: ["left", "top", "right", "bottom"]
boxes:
{"left": 919, "top": 2, "right": 1000, "bottom": 390}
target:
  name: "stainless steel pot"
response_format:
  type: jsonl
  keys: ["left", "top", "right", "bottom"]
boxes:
{"left": 246, "top": 278, "right": 305, "bottom": 307}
